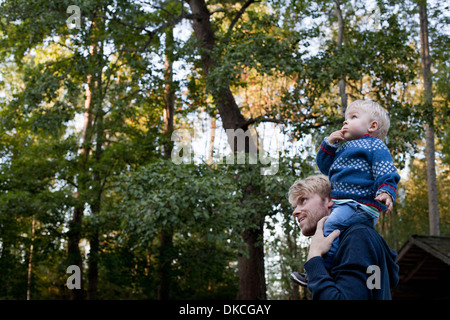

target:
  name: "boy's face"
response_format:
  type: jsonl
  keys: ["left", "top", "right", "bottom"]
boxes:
{"left": 292, "top": 193, "right": 333, "bottom": 236}
{"left": 342, "top": 107, "right": 376, "bottom": 141}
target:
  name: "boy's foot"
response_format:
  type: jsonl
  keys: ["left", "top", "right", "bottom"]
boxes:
{"left": 290, "top": 272, "right": 308, "bottom": 287}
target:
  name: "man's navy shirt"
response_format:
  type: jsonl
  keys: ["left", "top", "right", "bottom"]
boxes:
{"left": 305, "top": 224, "right": 399, "bottom": 300}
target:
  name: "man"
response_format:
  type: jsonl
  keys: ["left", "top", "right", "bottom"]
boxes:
{"left": 288, "top": 174, "right": 399, "bottom": 300}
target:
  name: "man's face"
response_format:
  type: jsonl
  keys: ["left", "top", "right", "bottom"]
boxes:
{"left": 292, "top": 193, "right": 333, "bottom": 237}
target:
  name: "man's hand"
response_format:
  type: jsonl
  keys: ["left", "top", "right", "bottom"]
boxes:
{"left": 375, "top": 192, "right": 393, "bottom": 214}
{"left": 307, "top": 216, "right": 340, "bottom": 261}
{"left": 328, "top": 130, "right": 345, "bottom": 145}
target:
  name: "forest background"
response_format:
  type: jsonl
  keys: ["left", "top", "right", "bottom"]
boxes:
{"left": 0, "top": 0, "right": 448, "bottom": 300}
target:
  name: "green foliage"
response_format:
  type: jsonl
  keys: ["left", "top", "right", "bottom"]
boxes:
{"left": 108, "top": 159, "right": 240, "bottom": 298}
{"left": 111, "top": 160, "right": 242, "bottom": 245}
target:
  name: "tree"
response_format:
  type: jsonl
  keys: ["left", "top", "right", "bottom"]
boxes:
{"left": 334, "top": 0, "right": 347, "bottom": 113}
{"left": 158, "top": 23, "right": 176, "bottom": 300}
{"left": 185, "top": 0, "right": 267, "bottom": 299}
{"left": 0, "top": 0, "right": 165, "bottom": 299}
{"left": 0, "top": 54, "right": 73, "bottom": 299}
{"left": 418, "top": 0, "right": 439, "bottom": 236}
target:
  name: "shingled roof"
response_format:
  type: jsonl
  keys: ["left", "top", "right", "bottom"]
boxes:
{"left": 392, "top": 235, "right": 450, "bottom": 300}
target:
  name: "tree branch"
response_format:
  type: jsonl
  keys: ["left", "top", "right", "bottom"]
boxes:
{"left": 227, "top": 0, "right": 258, "bottom": 36}
{"left": 64, "top": 178, "right": 78, "bottom": 189}
{"left": 102, "top": 8, "right": 200, "bottom": 53}
{"left": 242, "top": 115, "right": 286, "bottom": 128}
{"left": 119, "top": 16, "right": 181, "bottom": 53}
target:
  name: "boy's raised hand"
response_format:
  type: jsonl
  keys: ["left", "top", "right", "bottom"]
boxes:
{"left": 328, "top": 130, "right": 345, "bottom": 145}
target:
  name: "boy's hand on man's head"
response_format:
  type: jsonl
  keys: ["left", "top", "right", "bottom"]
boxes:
{"left": 328, "top": 130, "right": 345, "bottom": 145}
{"left": 375, "top": 192, "right": 393, "bottom": 214}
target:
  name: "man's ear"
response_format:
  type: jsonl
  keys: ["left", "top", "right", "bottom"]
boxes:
{"left": 326, "top": 198, "right": 334, "bottom": 210}
{"left": 368, "top": 120, "right": 378, "bottom": 134}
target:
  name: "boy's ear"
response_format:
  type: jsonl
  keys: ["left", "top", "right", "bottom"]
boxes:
{"left": 368, "top": 120, "right": 378, "bottom": 134}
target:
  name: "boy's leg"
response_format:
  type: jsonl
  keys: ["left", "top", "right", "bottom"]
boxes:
{"left": 322, "top": 204, "right": 348, "bottom": 270}
{"left": 324, "top": 202, "right": 377, "bottom": 234}
{"left": 322, "top": 202, "right": 377, "bottom": 269}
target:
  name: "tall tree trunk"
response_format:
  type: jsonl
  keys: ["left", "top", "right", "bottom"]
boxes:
{"left": 0, "top": 241, "right": 11, "bottom": 297}
{"left": 67, "top": 41, "right": 97, "bottom": 300}
{"left": 163, "top": 27, "right": 175, "bottom": 160}
{"left": 67, "top": 72, "right": 94, "bottom": 300}
{"left": 285, "top": 222, "right": 300, "bottom": 300}
{"left": 87, "top": 47, "right": 104, "bottom": 299}
{"left": 207, "top": 116, "right": 216, "bottom": 164}
{"left": 157, "top": 231, "right": 174, "bottom": 300}
{"left": 237, "top": 215, "right": 267, "bottom": 300}
{"left": 158, "top": 26, "right": 175, "bottom": 300}
{"left": 186, "top": 0, "right": 254, "bottom": 141}
{"left": 67, "top": 205, "right": 85, "bottom": 300}
{"left": 87, "top": 94, "right": 100, "bottom": 299}
{"left": 334, "top": 0, "right": 347, "bottom": 114}
{"left": 87, "top": 228, "right": 99, "bottom": 299}
{"left": 418, "top": 1, "right": 439, "bottom": 236}
{"left": 26, "top": 215, "right": 36, "bottom": 300}
{"left": 186, "top": 0, "right": 265, "bottom": 300}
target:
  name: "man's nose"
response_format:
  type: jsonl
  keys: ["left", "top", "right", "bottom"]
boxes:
{"left": 292, "top": 206, "right": 300, "bottom": 217}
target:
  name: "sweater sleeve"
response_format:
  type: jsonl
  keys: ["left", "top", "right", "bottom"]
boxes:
{"left": 371, "top": 140, "right": 400, "bottom": 202}
{"left": 304, "top": 228, "right": 382, "bottom": 300}
{"left": 316, "top": 137, "right": 340, "bottom": 175}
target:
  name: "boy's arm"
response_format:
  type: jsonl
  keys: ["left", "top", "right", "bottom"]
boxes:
{"left": 371, "top": 140, "right": 401, "bottom": 204}
{"left": 316, "top": 131, "right": 343, "bottom": 175}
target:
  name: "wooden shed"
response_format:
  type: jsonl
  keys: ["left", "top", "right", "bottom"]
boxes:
{"left": 392, "top": 235, "right": 450, "bottom": 300}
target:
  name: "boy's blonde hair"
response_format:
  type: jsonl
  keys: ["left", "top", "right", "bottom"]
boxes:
{"left": 345, "top": 100, "right": 390, "bottom": 140}
{"left": 288, "top": 174, "right": 331, "bottom": 207}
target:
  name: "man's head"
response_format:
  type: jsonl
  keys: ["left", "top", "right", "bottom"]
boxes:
{"left": 289, "top": 174, "right": 334, "bottom": 236}
{"left": 343, "top": 100, "right": 390, "bottom": 140}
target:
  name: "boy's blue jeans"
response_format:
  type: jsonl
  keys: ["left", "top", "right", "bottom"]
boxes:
{"left": 323, "top": 201, "right": 378, "bottom": 271}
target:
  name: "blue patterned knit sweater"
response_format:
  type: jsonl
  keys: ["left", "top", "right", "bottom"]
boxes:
{"left": 317, "top": 134, "right": 400, "bottom": 212}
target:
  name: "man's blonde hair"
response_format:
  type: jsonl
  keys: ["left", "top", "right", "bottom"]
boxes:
{"left": 288, "top": 174, "right": 331, "bottom": 207}
{"left": 345, "top": 100, "right": 390, "bottom": 140}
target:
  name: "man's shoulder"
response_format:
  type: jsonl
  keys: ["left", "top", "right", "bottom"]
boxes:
{"left": 340, "top": 224, "right": 383, "bottom": 245}
{"left": 335, "top": 224, "right": 390, "bottom": 265}
{"left": 339, "top": 224, "right": 398, "bottom": 260}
